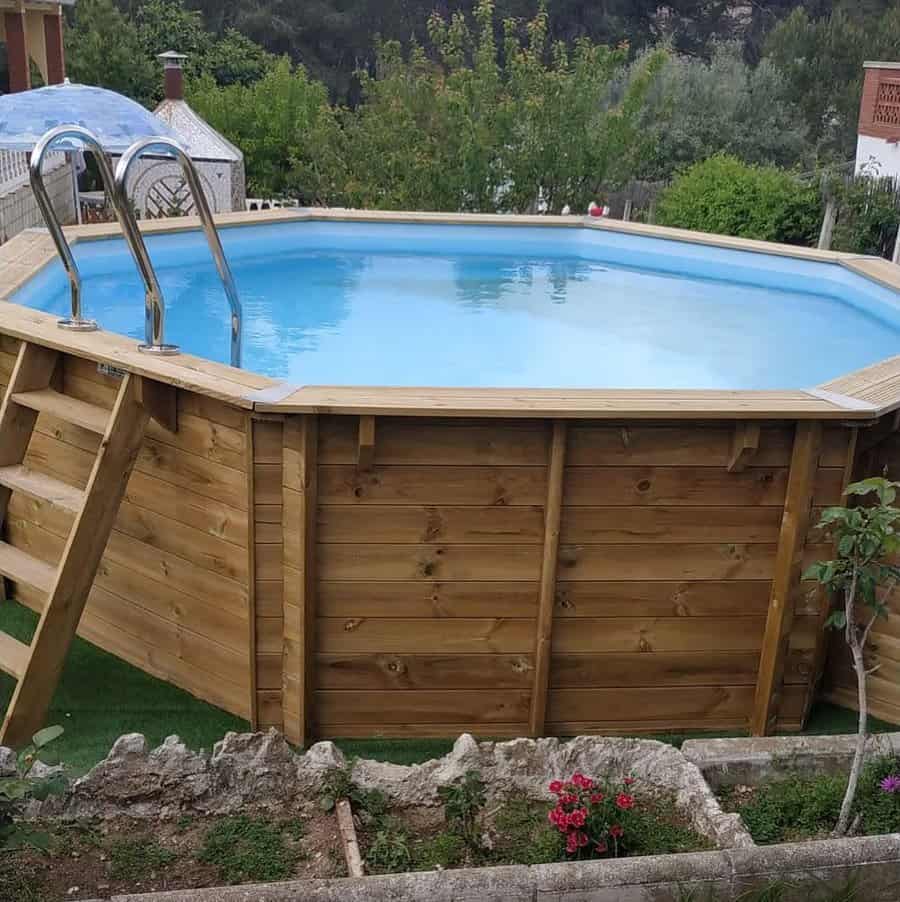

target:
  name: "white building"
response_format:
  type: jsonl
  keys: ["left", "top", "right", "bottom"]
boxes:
{"left": 125, "top": 51, "right": 246, "bottom": 217}
{"left": 855, "top": 61, "right": 900, "bottom": 180}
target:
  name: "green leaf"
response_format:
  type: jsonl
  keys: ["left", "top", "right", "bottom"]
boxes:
{"left": 31, "top": 725, "right": 63, "bottom": 749}
{"left": 319, "top": 796, "right": 335, "bottom": 812}
{"left": 0, "top": 779, "right": 31, "bottom": 801}
{"left": 30, "top": 776, "right": 66, "bottom": 802}
{"left": 825, "top": 610, "right": 847, "bottom": 629}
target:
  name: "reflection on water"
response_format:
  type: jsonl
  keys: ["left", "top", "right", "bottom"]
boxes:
{"left": 452, "top": 257, "right": 594, "bottom": 308}
{"left": 23, "top": 245, "right": 900, "bottom": 389}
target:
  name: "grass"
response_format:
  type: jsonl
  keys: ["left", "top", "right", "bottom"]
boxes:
{"left": 108, "top": 836, "right": 178, "bottom": 880}
{"left": 0, "top": 601, "right": 246, "bottom": 773}
{"left": 721, "top": 755, "right": 900, "bottom": 844}
{"left": 1, "top": 598, "right": 897, "bottom": 773}
{"left": 198, "top": 815, "right": 300, "bottom": 883}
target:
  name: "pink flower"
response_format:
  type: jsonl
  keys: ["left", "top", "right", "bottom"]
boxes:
{"left": 609, "top": 824, "right": 624, "bottom": 838}
{"left": 549, "top": 780, "right": 564, "bottom": 794}
{"left": 566, "top": 833, "right": 578, "bottom": 854}
{"left": 571, "top": 772, "right": 586, "bottom": 787}
{"left": 577, "top": 831, "right": 589, "bottom": 848}
{"left": 880, "top": 775, "right": 900, "bottom": 794}
{"left": 560, "top": 793, "right": 577, "bottom": 806}
{"left": 589, "top": 792, "right": 604, "bottom": 804}
{"left": 623, "top": 777, "right": 635, "bottom": 786}
{"left": 595, "top": 841, "right": 608, "bottom": 854}
{"left": 569, "top": 808, "right": 587, "bottom": 828}
{"left": 615, "top": 793, "right": 635, "bottom": 810}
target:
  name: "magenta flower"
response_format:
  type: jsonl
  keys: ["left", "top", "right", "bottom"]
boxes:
{"left": 880, "top": 774, "right": 900, "bottom": 794}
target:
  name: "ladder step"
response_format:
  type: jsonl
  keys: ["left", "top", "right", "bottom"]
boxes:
{"left": 0, "top": 464, "right": 84, "bottom": 514}
{"left": 11, "top": 388, "right": 110, "bottom": 435}
{"left": 0, "top": 629, "right": 30, "bottom": 680}
{"left": 0, "top": 541, "right": 55, "bottom": 595}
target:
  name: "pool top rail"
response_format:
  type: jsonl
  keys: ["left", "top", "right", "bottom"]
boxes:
{"left": 0, "top": 208, "right": 898, "bottom": 421}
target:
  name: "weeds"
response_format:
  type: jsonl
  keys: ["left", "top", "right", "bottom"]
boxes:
{"left": 723, "top": 756, "right": 900, "bottom": 844}
{"left": 107, "top": 837, "right": 177, "bottom": 880}
{"left": 438, "top": 770, "right": 485, "bottom": 849}
{"left": 198, "top": 816, "right": 296, "bottom": 884}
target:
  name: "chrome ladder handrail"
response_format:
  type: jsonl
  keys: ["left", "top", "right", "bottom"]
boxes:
{"left": 114, "top": 137, "right": 242, "bottom": 368}
{"left": 30, "top": 125, "right": 128, "bottom": 332}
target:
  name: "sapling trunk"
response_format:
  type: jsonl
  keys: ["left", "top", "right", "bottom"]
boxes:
{"left": 835, "top": 571, "right": 868, "bottom": 837}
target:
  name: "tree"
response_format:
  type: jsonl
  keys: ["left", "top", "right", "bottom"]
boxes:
{"left": 66, "top": 0, "right": 157, "bottom": 105}
{"left": 188, "top": 57, "right": 341, "bottom": 199}
{"left": 633, "top": 42, "right": 812, "bottom": 180}
{"left": 805, "top": 478, "right": 900, "bottom": 836}
{"left": 335, "top": 1, "right": 663, "bottom": 213}
{"left": 764, "top": 5, "right": 900, "bottom": 161}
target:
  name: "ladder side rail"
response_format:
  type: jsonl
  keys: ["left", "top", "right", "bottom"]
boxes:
{"left": 114, "top": 138, "right": 243, "bottom": 368}
{"left": 29, "top": 126, "right": 134, "bottom": 333}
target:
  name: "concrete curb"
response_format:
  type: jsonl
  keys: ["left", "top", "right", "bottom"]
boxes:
{"left": 107, "top": 835, "right": 900, "bottom": 902}
{"left": 682, "top": 732, "right": 900, "bottom": 788}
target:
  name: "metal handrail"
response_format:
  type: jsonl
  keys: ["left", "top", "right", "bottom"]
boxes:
{"left": 114, "top": 137, "right": 242, "bottom": 367}
{"left": 30, "top": 125, "right": 125, "bottom": 331}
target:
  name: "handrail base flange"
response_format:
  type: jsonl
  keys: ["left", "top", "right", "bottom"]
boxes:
{"left": 138, "top": 343, "right": 180, "bottom": 356}
{"left": 58, "top": 318, "right": 99, "bottom": 332}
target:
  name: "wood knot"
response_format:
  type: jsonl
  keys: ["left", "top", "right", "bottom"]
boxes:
{"left": 636, "top": 479, "right": 651, "bottom": 493}
{"left": 512, "top": 657, "right": 532, "bottom": 674}
{"left": 638, "top": 636, "right": 652, "bottom": 653}
{"left": 420, "top": 560, "right": 436, "bottom": 577}
{"left": 353, "top": 485, "right": 364, "bottom": 498}
{"left": 386, "top": 657, "right": 406, "bottom": 675}
{"left": 343, "top": 618, "right": 362, "bottom": 632}
{"left": 674, "top": 602, "right": 689, "bottom": 617}
{"left": 555, "top": 591, "right": 574, "bottom": 610}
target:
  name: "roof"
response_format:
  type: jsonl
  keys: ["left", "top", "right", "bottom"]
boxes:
{"left": 152, "top": 98, "right": 243, "bottom": 163}
{"left": 864, "top": 61, "right": 900, "bottom": 70}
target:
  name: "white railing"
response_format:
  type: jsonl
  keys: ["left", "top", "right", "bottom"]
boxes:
{"left": 0, "top": 149, "right": 66, "bottom": 198}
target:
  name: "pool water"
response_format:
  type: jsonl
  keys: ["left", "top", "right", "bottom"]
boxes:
{"left": 12, "top": 220, "right": 900, "bottom": 390}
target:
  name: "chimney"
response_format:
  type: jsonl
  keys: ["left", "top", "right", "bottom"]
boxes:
{"left": 158, "top": 50, "right": 188, "bottom": 101}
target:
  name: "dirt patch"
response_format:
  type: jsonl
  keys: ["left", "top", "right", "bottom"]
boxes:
{"left": 0, "top": 810, "right": 346, "bottom": 901}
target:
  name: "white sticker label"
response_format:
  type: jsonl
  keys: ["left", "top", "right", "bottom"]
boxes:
{"left": 97, "top": 362, "right": 127, "bottom": 379}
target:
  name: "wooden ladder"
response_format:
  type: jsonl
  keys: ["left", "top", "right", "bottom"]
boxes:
{"left": 0, "top": 341, "right": 151, "bottom": 747}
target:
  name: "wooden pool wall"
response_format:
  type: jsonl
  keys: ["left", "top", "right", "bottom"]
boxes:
{"left": 2, "top": 210, "right": 900, "bottom": 743}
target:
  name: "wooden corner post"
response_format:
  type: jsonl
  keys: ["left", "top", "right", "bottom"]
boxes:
{"left": 751, "top": 420, "right": 822, "bottom": 736}
{"left": 529, "top": 420, "right": 568, "bottom": 737}
{"left": 283, "top": 414, "right": 318, "bottom": 747}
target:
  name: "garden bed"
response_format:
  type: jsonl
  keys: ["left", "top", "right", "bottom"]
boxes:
{"left": 1, "top": 811, "right": 345, "bottom": 901}
{"left": 8, "top": 731, "right": 900, "bottom": 900}
{"left": 718, "top": 756, "right": 900, "bottom": 845}
{"left": 345, "top": 770, "right": 712, "bottom": 875}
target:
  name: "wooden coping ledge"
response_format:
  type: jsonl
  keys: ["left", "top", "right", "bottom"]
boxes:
{"left": 0, "top": 209, "right": 897, "bottom": 420}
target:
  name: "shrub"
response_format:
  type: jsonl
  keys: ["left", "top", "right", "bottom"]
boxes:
{"left": 0, "top": 725, "right": 66, "bottom": 852}
{"left": 438, "top": 770, "right": 485, "bottom": 849}
{"left": 656, "top": 155, "right": 821, "bottom": 246}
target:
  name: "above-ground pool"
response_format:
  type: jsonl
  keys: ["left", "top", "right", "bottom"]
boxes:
{"left": 11, "top": 218, "right": 900, "bottom": 390}
{"left": 4, "top": 211, "right": 900, "bottom": 749}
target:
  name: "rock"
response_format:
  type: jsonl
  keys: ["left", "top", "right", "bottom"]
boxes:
{"left": 209, "top": 730, "right": 300, "bottom": 812}
{"left": 0, "top": 746, "right": 17, "bottom": 777}
{"left": 28, "top": 760, "right": 65, "bottom": 781}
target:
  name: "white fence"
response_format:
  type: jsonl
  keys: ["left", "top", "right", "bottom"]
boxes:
{"left": 0, "top": 149, "right": 66, "bottom": 199}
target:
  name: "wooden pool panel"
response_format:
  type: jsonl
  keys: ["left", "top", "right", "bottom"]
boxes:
{"left": 2, "top": 210, "right": 900, "bottom": 741}
{"left": 0, "top": 334, "right": 860, "bottom": 743}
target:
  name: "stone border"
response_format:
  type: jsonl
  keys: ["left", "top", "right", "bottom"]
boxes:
{"left": 682, "top": 732, "right": 900, "bottom": 789}
{"left": 94, "top": 835, "right": 900, "bottom": 902}
{"left": 28, "top": 732, "right": 749, "bottom": 850}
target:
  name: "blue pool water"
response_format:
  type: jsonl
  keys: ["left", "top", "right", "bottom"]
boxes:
{"left": 11, "top": 220, "right": 900, "bottom": 389}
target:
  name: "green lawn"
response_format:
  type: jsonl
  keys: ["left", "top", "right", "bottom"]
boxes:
{"left": 1, "top": 599, "right": 895, "bottom": 773}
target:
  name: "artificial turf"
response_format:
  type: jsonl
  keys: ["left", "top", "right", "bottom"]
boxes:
{"left": 0, "top": 599, "right": 896, "bottom": 773}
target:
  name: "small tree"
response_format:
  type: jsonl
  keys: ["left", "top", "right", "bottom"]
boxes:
{"left": 805, "top": 477, "right": 900, "bottom": 836}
